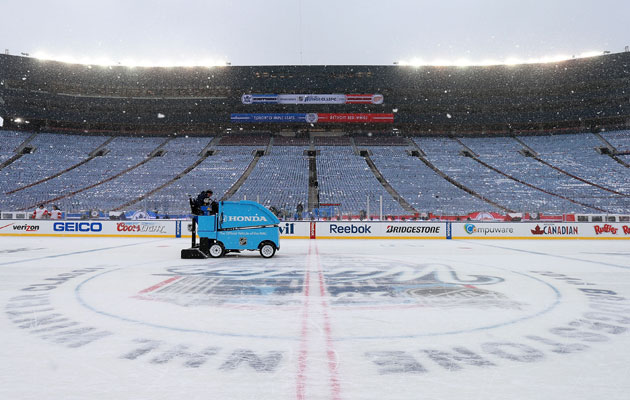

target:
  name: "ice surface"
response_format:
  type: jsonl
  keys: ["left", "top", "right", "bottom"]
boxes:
{"left": 1, "top": 237, "right": 629, "bottom": 400}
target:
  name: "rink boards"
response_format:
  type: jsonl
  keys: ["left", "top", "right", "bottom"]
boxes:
{"left": 1, "top": 220, "right": 629, "bottom": 239}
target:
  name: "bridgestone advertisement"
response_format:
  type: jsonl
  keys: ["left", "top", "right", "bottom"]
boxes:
{"left": 316, "top": 222, "right": 443, "bottom": 239}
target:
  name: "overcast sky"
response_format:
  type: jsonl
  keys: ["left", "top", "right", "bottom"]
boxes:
{"left": 2, "top": 0, "right": 629, "bottom": 65}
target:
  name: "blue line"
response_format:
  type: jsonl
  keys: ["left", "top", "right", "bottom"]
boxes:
{"left": 458, "top": 240, "right": 630, "bottom": 270}
{"left": 0, "top": 239, "right": 168, "bottom": 266}
{"left": 74, "top": 268, "right": 299, "bottom": 340}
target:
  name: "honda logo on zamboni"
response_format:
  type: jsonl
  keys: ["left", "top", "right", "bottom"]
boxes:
{"left": 227, "top": 215, "right": 268, "bottom": 222}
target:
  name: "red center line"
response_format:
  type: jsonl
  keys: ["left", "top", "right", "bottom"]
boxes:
{"left": 315, "top": 244, "right": 342, "bottom": 400}
{"left": 296, "top": 244, "right": 312, "bottom": 400}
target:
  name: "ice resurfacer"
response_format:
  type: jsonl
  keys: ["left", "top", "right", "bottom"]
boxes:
{"left": 181, "top": 200, "right": 280, "bottom": 259}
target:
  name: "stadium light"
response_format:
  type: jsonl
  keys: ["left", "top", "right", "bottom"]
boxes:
{"left": 32, "top": 51, "right": 228, "bottom": 68}
{"left": 396, "top": 51, "right": 606, "bottom": 67}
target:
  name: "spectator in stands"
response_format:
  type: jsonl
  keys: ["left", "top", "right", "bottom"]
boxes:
{"left": 32, "top": 204, "right": 51, "bottom": 219}
{"left": 50, "top": 205, "right": 62, "bottom": 219}
{"left": 295, "top": 203, "right": 304, "bottom": 220}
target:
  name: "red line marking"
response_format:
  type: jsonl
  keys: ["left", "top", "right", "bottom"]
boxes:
{"left": 315, "top": 245, "right": 342, "bottom": 400}
{"left": 137, "top": 276, "right": 181, "bottom": 294}
{"left": 296, "top": 245, "right": 312, "bottom": 400}
{"left": 296, "top": 242, "right": 342, "bottom": 400}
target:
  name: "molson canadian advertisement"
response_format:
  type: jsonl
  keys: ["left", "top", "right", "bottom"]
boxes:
{"left": 452, "top": 222, "right": 630, "bottom": 239}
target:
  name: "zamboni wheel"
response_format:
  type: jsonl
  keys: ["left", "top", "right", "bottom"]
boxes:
{"left": 209, "top": 242, "right": 225, "bottom": 258}
{"left": 259, "top": 243, "right": 276, "bottom": 258}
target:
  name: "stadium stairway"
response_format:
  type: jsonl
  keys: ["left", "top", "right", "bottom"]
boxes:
{"left": 0, "top": 133, "right": 37, "bottom": 171}
{"left": 112, "top": 140, "right": 216, "bottom": 211}
{"left": 6, "top": 137, "right": 114, "bottom": 195}
{"left": 360, "top": 150, "right": 417, "bottom": 214}
{"left": 350, "top": 136, "right": 417, "bottom": 213}
{"left": 451, "top": 137, "right": 608, "bottom": 213}
{"left": 220, "top": 137, "right": 270, "bottom": 201}
{"left": 308, "top": 150, "right": 319, "bottom": 211}
{"left": 17, "top": 137, "right": 172, "bottom": 211}
{"left": 410, "top": 139, "right": 513, "bottom": 213}
{"left": 594, "top": 133, "right": 630, "bottom": 168}
{"left": 511, "top": 136, "right": 630, "bottom": 197}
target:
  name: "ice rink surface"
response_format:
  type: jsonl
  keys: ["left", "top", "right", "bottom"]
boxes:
{"left": 1, "top": 236, "right": 629, "bottom": 400}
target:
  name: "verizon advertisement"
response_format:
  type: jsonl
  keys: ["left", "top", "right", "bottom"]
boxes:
{"left": 0, "top": 220, "right": 175, "bottom": 237}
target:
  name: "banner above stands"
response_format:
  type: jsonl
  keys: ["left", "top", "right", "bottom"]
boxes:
{"left": 241, "top": 93, "right": 384, "bottom": 105}
{"left": 2, "top": 220, "right": 629, "bottom": 240}
{"left": 230, "top": 113, "right": 394, "bottom": 123}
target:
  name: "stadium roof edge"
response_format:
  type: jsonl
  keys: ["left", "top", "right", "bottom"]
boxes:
{"left": 1, "top": 51, "right": 628, "bottom": 69}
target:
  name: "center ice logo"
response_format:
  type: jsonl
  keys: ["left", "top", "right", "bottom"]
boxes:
{"left": 141, "top": 261, "right": 513, "bottom": 308}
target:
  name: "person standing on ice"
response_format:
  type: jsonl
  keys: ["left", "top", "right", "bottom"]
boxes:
{"left": 32, "top": 204, "right": 51, "bottom": 219}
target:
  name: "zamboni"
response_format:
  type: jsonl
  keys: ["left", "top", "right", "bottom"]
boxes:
{"left": 181, "top": 200, "right": 280, "bottom": 259}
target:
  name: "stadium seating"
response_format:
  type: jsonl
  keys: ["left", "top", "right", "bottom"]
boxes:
{"left": 273, "top": 136, "right": 310, "bottom": 146}
{"left": 417, "top": 136, "right": 592, "bottom": 214}
{"left": 64, "top": 136, "right": 212, "bottom": 213}
{"left": 518, "top": 132, "right": 630, "bottom": 195}
{"left": 232, "top": 146, "right": 309, "bottom": 213}
{"left": 316, "top": 145, "right": 406, "bottom": 216}
{"left": 367, "top": 146, "right": 497, "bottom": 214}
{"left": 141, "top": 145, "right": 258, "bottom": 214}
{"left": 459, "top": 135, "right": 629, "bottom": 214}
{"left": 1, "top": 130, "right": 629, "bottom": 216}
{"left": 1, "top": 133, "right": 110, "bottom": 208}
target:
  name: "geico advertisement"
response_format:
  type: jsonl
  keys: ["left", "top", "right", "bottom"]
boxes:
{"left": 317, "top": 222, "right": 444, "bottom": 238}
{"left": 452, "top": 222, "right": 630, "bottom": 239}
{"left": 278, "top": 222, "right": 311, "bottom": 238}
{"left": 0, "top": 220, "right": 175, "bottom": 237}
